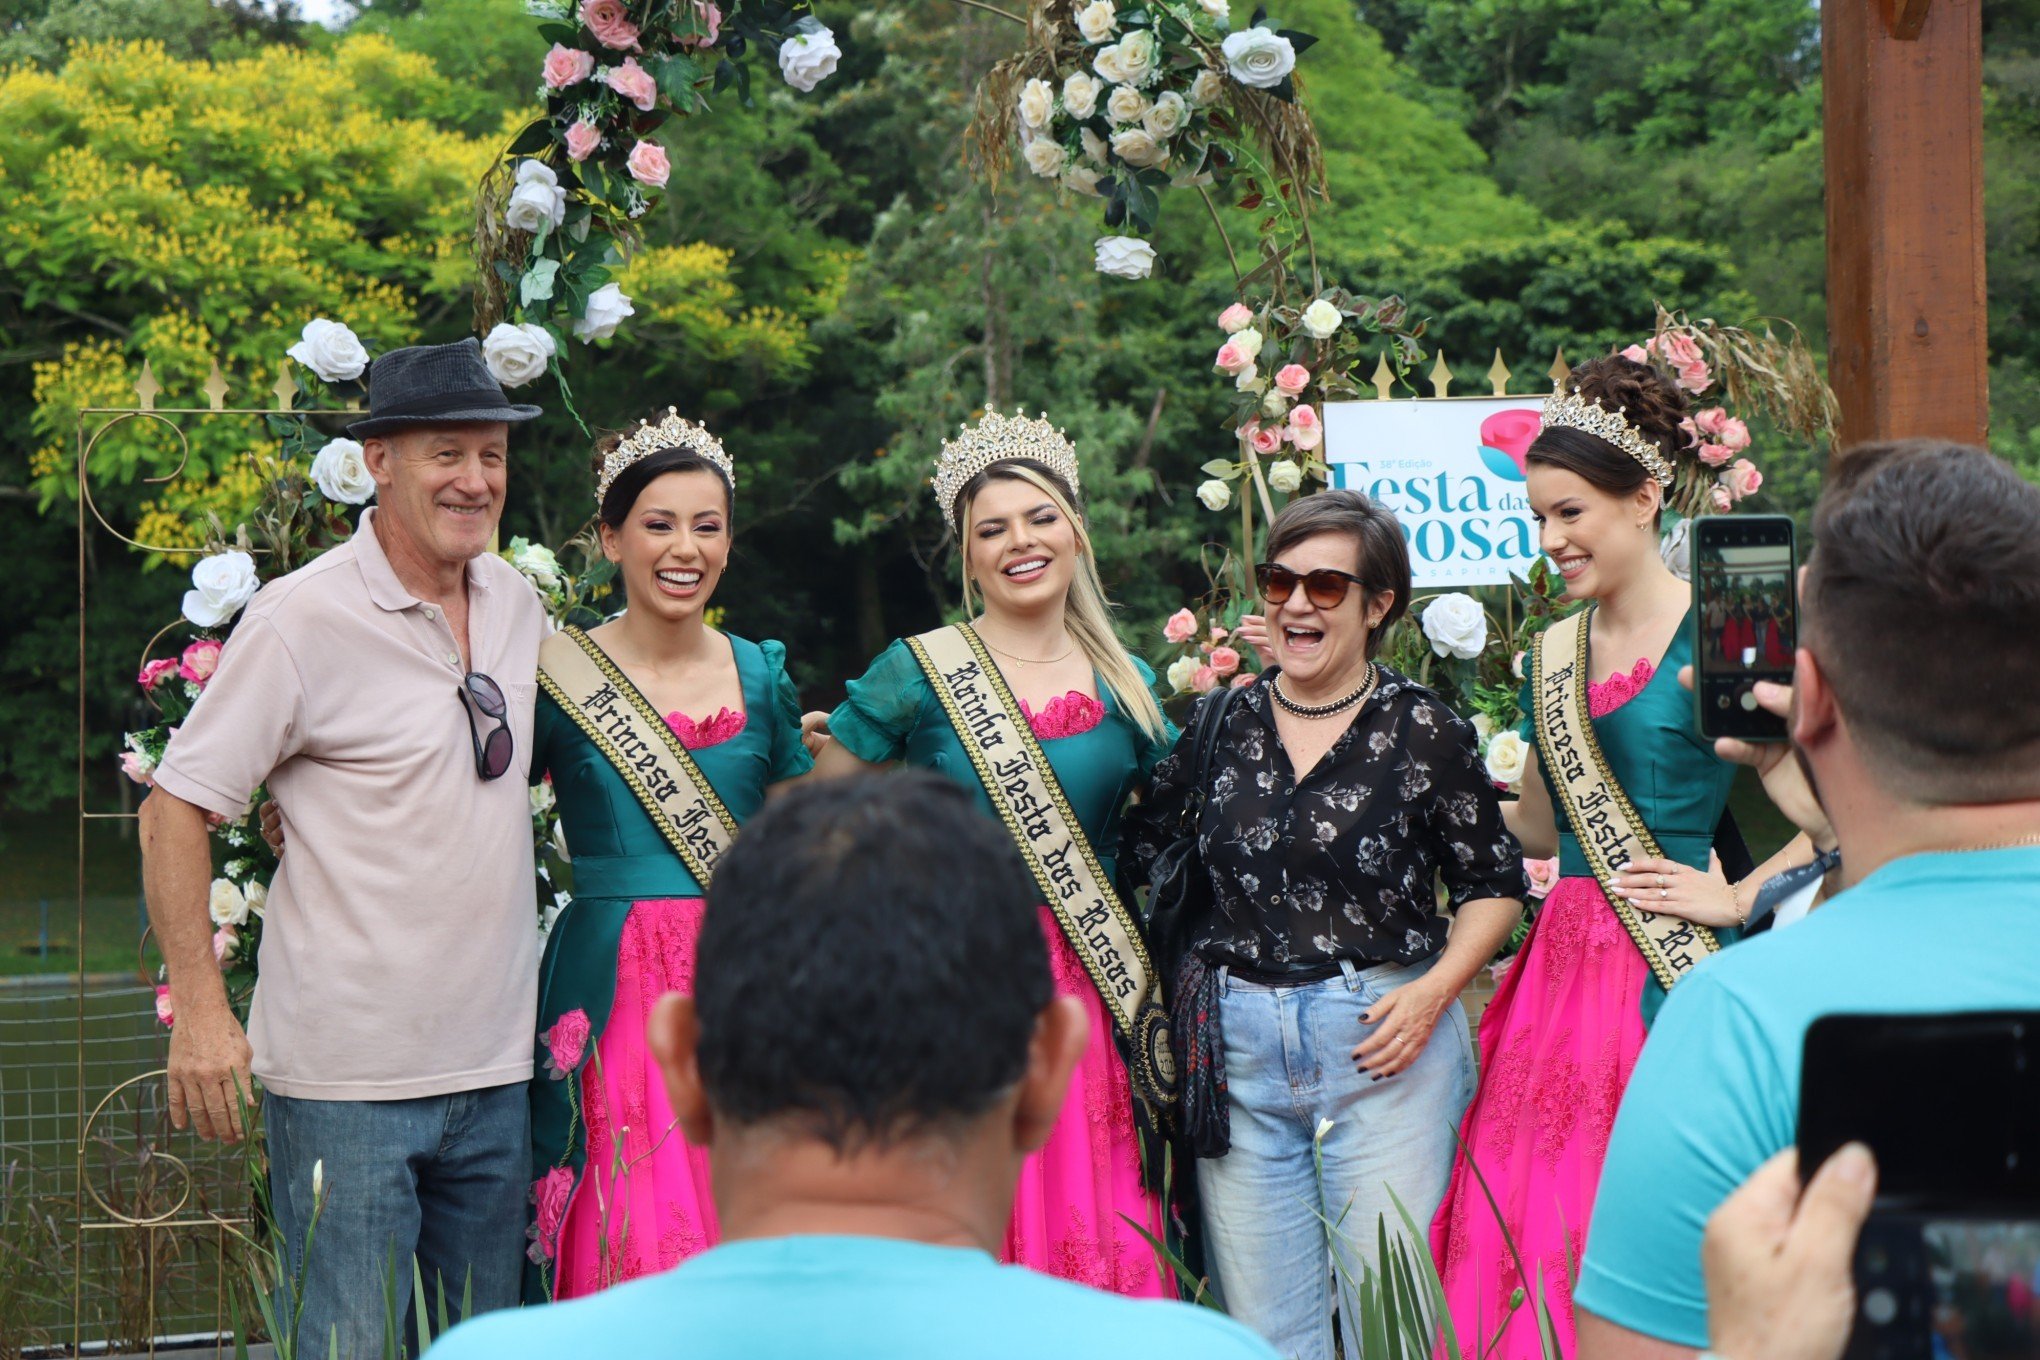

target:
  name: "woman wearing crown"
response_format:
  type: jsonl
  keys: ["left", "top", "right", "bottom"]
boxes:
{"left": 525, "top": 410, "right": 815, "bottom": 1300}
{"left": 803, "top": 409, "right": 1179, "bottom": 1297}
{"left": 1428, "top": 357, "right": 1812, "bottom": 1358}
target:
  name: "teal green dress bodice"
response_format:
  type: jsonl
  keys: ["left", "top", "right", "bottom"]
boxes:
{"left": 1522, "top": 609, "right": 1740, "bottom": 1026}
{"left": 525, "top": 632, "right": 811, "bottom": 1300}
{"left": 826, "top": 638, "right": 1177, "bottom": 880}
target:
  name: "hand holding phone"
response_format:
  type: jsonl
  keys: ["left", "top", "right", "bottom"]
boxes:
{"left": 1704, "top": 1145, "right": 1879, "bottom": 1360}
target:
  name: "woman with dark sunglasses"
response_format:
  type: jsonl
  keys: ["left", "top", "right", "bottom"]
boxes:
{"left": 523, "top": 411, "right": 814, "bottom": 1302}
{"left": 1122, "top": 489, "right": 1527, "bottom": 1360}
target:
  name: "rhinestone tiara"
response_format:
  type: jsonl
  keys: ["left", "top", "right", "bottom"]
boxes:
{"left": 1539, "top": 387, "right": 1677, "bottom": 488}
{"left": 596, "top": 407, "right": 734, "bottom": 505}
{"left": 931, "top": 407, "right": 1082, "bottom": 532}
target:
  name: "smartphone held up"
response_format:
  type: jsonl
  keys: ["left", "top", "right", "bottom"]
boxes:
{"left": 1692, "top": 514, "right": 1798, "bottom": 743}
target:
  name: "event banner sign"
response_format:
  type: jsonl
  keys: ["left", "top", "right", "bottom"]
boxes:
{"left": 1323, "top": 397, "right": 1545, "bottom": 588}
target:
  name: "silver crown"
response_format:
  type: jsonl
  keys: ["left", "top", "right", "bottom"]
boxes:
{"left": 1539, "top": 388, "right": 1677, "bottom": 488}
{"left": 596, "top": 408, "right": 735, "bottom": 505}
{"left": 932, "top": 407, "right": 1082, "bottom": 532}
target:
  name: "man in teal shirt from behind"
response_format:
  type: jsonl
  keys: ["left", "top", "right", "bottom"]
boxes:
{"left": 432, "top": 770, "right": 1277, "bottom": 1360}
{"left": 1577, "top": 440, "right": 2040, "bottom": 1360}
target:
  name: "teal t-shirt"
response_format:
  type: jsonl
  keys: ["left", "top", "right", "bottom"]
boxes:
{"left": 1574, "top": 846, "right": 2040, "bottom": 1347}
{"left": 433, "top": 1234, "right": 1280, "bottom": 1360}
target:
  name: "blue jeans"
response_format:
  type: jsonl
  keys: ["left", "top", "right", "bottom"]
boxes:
{"left": 266, "top": 1084, "right": 529, "bottom": 1359}
{"left": 1197, "top": 955, "right": 1476, "bottom": 1360}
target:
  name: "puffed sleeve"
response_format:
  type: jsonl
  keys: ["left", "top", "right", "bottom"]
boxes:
{"left": 825, "top": 638, "right": 927, "bottom": 766}
{"left": 1425, "top": 701, "right": 1531, "bottom": 908}
{"left": 1129, "top": 656, "right": 1182, "bottom": 783}
{"left": 760, "top": 639, "right": 815, "bottom": 784}
{"left": 530, "top": 689, "right": 562, "bottom": 787}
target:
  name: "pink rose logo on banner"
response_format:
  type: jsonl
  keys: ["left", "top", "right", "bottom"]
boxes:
{"left": 1478, "top": 408, "right": 1540, "bottom": 484}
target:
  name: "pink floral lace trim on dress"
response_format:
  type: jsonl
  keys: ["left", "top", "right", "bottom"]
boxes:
{"left": 663, "top": 708, "right": 746, "bottom": 749}
{"left": 1019, "top": 691, "right": 1105, "bottom": 740}
{"left": 1588, "top": 658, "right": 1655, "bottom": 718}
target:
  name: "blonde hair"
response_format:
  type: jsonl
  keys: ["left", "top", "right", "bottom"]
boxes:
{"left": 958, "top": 463, "right": 1169, "bottom": 744}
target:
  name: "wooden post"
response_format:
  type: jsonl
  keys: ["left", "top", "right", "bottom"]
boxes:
{"left": 1823, "top": 0, "right": 1988, "bottom": 458}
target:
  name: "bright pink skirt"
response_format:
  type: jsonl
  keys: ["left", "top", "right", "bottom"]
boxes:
{"left": 1429, "top": 877, "right": 1650, "bottom": 1359}
{"left": 551, "top": 898, "right": 1167, "bottom": 1299}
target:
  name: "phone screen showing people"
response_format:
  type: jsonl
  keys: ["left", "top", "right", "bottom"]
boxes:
{"left": 1692, "top": 514, "right": 1796, "bottom": 741}
{"left": 1849, "top": 1216, "right": 2040, "bottom": 1360}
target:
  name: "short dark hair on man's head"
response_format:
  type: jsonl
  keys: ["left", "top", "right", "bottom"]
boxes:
{"left": 693, "top": 771, "right": 1052, "bottom": 1151}
{"left": 1263, "top": 489, "right": 1412, "bottom": 655}
{"left": 1804, "top": 439, "right": 2040, "bottom": 802}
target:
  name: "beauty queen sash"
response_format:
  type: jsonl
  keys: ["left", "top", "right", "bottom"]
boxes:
{"left": 907, "top": 624, "right": 1179, "bottom": 1115}
{"left": 1529, "top": 608, "right": 1721, "bottom": 990}
{"left": 537, "top": 627, "right": 738, "bottom": 888}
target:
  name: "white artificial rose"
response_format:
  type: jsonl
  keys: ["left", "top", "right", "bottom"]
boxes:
{"left": 505, "top": 177, "right": 566, "bottom": 234}
{"left": 1471, "top": 712, "right": 1496, "bottom": 741}
{"left": 1106, "top": 84, "right": 1149, "bottom": 125}
{"left": 1483, "top": 731, "right": 1529, "bottom": 788}
{"left": 1061, "top": 163, "right": 1104, "bottom": 196}
{"left": 515, "top": 158, "right": 559, "bottom": 191}
{"left": 1017, "top": 77, "right": 1055, "bottom": 131}
{"left": 1075, "top": 0, "right": 1118, "bottom": 44}
{"left": 1109, "top": 127, "right": 1166, "bottom": 168}
{"left": 1165, "top": 654, "right": 1201, "bottom": 694}
{"left": 1231, "top": 326, "right": 1264, "bottom": 361}
{"left": 1116, "top": 29, "right": 1159, "bottom": 83}
{"left": 310, "top": 437, "right": 376, "bottom": 506}
{"left": 208, "top": 878, "right": 249, "bottom": 928}
{"left": 286, "top": 318, "right": 369, "bottom": 383}
{"left": 1093, "top": 234, "right": 1156, "bottom": 279}
{"left": 1188, "top": 68, "right": 1224, "bottom": 106}
{"left": 1196, "top": 478, "right": 1232, "bottom": 511}
{"left": 778, "top": 24, "right": 841, "bottom": 92}
{"left": 1199, "top": 0, "right": 1230, "bottom": 19}
{"left": 1259, "top": 388, "right": 1289, "bottom": 420}
{"left": 1222, "top": 27, "right": 1297, "bottom": 88}
{"left": 244, "top": 879, "right": 267, "bottom": 919}
{"left": 1266, "top": 459, "right": 1303, "bottom": 493}
{"left": 1421, "top": 592, "right": 1488, "bottom": 660}
{"left": 1080, "top": 126, "right": 1111, "bottom": 166}
{"left": 1234, "top": 362, "right": 1259, "bottom": 391}
{"left": 481, "top": 322, "right": 556, "bottom": 388}
{"left": 572, "top": 282, "right": 635, "bottom": 342}
{"left": 1023, "top": 137, "right": 1068, "bottom": 178}
{"left": 1142, "top": 90, "right": 1188, "bottom": 139}
{"left": 1092, "top": 41, "right": 1132, "bottom": 85}
{"left": 509, "top": 536, "right": 563, "bottom": 590}
{"left": 530, "top": 780, "right": 556, "bottom": 816}
{"left": 1301, "top": 297, "right": 1343, "bottom": 340}
{"left": 1061, "top": 71, "right": 1101, "bottom": 119}
{"left": 1659, "top": 516, "right": 1692, "bottom": 581}
{"left": 182, "top": 550, "right": 260, "bottom": 628}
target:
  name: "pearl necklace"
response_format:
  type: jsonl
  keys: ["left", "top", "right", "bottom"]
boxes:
{"left": 1271, "top": 664, "right": 1377, "bottom": 719}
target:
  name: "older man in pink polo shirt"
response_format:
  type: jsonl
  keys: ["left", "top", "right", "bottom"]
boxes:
{"left": 140, "top": 338, "right": 550, "bottom": 1357}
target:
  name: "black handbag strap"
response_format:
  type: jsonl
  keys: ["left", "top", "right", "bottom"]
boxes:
{"left": 1180, "top": 684, "right": 1240, "bottom": 830}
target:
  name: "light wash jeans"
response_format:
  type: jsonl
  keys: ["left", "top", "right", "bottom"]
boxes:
{"left": 1197, "top": 955, "right": 1476, "bottom": 1360}
{"left": 266, "top": 1084, "right": 529, "bottom": 1360}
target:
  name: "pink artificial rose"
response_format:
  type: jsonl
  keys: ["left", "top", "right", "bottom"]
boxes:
{"left": 1217, "top": 302, "right": 1254, "bottom": 333}
{"left": 137, "top": 657, "right": 180, "bottom": 690}
{"left": 1209, "top": 621, "right": 1229, "bottom": 643}
{"left": 528, "top": 1167, "right": 575, "bottom": 1262}
{"left": 1191, "top": 665, "right": 1218, "bottom": 694}
{"left": 1717, "top": 415, "right": 1751, "bottom": 452}
{"left": 680, "top": 0, "right": 722, "bottom": 49}
{"left": 179, "top": 639, "right": 223, "bottom": 685}
{"left": 119, "top": 752, "right": 154, "bottom": 787}
{"left": 1725, "top": 457, "right": 1763, "bottom": 500}
{"left": 542, "top": 42, "right": 597, "bottom": 89}
{"left": 544, "top": 1007, "right": 592, "bottom": 1078}
{"left": 1691, "top": 406, "right": 1730, "bottom": 438}
{"left": 1273, "top": 363, "right": 1311, "bottom": 395}
{"left": 1214, "top": 340, "right": 1252, "bottom": 376}
{"left": 626, "top": 139, "right": 670, "bottom": 187}
{"left": 1209, "top": 645, "right": 1241, "bottom": 677}
{"left": 1697, "top": 442, "right": 1734, "bottom": 468}
{"left": 1287, "top": 404, "right": 1323, "bottom": 451}
{"left": 1619, "top": 344, "right": 1649, "bottom": 364}
{"left": 212, "top": 926, "right": 238, "bottom": 963}
{"left": 565, "top": 119, "right": 603, "bottom": 161}
{"left": 1247, "top": 421, "right": 1284, "bottom": 456}
{"left": 1650, "top": 330, "right": 1711, "bottom": 393}
{"left": 1229, "top": 670, "right": 1256, "bottom": 689}
{"left": 154, "top": 986, "right": 174, "bottom": 1028}
{"left": 603, "top": 55, "right": 658, "bottom": 112}
{"left": 1523, "top": 856, "right": 1560, "bottom": 899}
{"left": 578, "top": 0, "right": 640, "bottom": 50}
{"left": 1163, "top": 608, "right": 1198, "bottom": 644}
{"left": 1710, "top": 484, "right": 1734, "bottom": 512}
{"left": 1511, "top": 649, "right": 1525, "bottom": 679}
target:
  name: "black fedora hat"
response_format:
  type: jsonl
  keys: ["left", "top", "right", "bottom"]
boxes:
{"left": 346, "top": 337, "right": 543, "bottom": 438}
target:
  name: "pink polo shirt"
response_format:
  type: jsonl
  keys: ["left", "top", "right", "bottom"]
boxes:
{"left": 153, "top": 510, "right": 546, "bottom": 1101}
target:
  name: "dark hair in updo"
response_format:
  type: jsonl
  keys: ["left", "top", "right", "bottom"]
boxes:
{"left": 1525, "top": 355, "right": 1689, "bottom": 519}
{"left": 593, "top": 433, "right": 733, "bottom": 528}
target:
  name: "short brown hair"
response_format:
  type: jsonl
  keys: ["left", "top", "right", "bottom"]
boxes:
{"left": 1803, "top": 440, "right": 2040, "bottom": 802}
{"left": 1262, "top": 489, "right": 1411, "bottom": 656}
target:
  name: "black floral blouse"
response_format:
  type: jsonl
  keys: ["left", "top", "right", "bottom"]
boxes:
{"left": 1124, "top": 667, "right": 1528, "bottom": 974}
